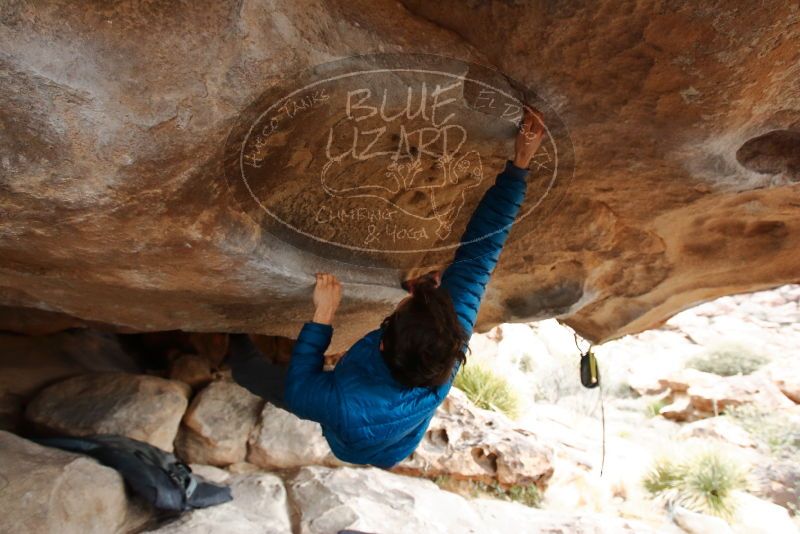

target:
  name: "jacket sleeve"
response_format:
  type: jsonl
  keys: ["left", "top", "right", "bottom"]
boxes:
{"left": 440, "top": 159, "right": 529, "bottom": 341}
{"left": 283, "top": 321, "right": 341, "bottom": 427}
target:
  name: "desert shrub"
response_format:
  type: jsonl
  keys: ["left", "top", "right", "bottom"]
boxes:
{"left": 643, "top": 449, "right": 746, "bottom": 519}
{"left": 433, "top": 476, "right": 541, "bottom": 508}
{"left": 531, "top": 357, "right": 580, "bottom": 403}
{"left": 517, "top": 353, "right": 535, "bottom": 374}
{"left": 503, "top": 483, "right": 542, "bottom": 507}
{"left": 643, "top": 458, "right": 684, "bottom": 494}
{"left": 645, "top": 398, "right": 668, "bottom": 418}
{"left": 454, "top": 362, "right": 520, "bottom": 419}
{"left": 726, "top": 403, "right": 800, "bottom": 462}
{"left": 687, "top": 343, "right": 769, "bottom": 376}
{"left": 681, "top": 451, "right": 747, "bottom": 518}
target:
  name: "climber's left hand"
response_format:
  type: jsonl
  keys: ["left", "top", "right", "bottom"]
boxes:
{"left": 312, "top": 272, "right": 341, "bottom": 325}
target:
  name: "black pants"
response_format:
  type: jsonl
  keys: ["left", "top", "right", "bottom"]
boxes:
{"left": 227, "top": 334, "right": 289, "bottom": 410}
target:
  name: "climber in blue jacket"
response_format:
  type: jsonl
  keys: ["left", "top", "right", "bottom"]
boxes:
{"left": 228, "top": 106, "right": 546, "bottom": 468}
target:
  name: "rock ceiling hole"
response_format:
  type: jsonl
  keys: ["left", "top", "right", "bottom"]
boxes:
{"left": 736, "top": 129, "right": 800, "bottom": 180}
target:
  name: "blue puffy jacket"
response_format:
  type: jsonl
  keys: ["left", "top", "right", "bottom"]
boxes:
{"left": 283, "top": 159, "right": 529, "bottom": 467}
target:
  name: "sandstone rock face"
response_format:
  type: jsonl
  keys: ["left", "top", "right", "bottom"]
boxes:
{"left": 247, "top": 402, "right": 339, "bottom": 469}
{"left": 176, "top": 380, "right": 263, "bottom": 466}
{"left": 25, "top": 373, "right": 190, "bottom": 451}
{"left": 0, "top": 431, "right": 150, "bottom": 534}
{"left": 144, "top": 471, "right": 290, "bottom": 534}
{"left": 1, "top": 1, "right": 798, "bottom": 347}
{"left": 396, "top": 388, "right": 554, "bottom": 488}
{"left": 287, "top": 465, "right": 662, "bottom": 534}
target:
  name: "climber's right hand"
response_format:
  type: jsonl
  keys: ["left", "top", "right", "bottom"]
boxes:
{"left": 513, "top": 105, "right": 545, "bottom": 170}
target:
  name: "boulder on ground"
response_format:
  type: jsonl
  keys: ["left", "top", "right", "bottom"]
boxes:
{"left": 176, "top": 380, "right": 263, "bottom": 466}
{"left": 653, "top": 369, "right": 794, "bottom": 421}
{"left": 472, "top": 498, "right": 671, "bottom": 534}
{"left": 731, "top": 490, "right": 798, "bottom": 534}
{"left": 0, "top": 430, "right": 151, "bottom": 534}
{"left": 660, "top": 396, "right": 696, "bottom": 422}
{"left": 541, "top": 457, "right": 615, "bottom": 514}
{"left": 395, "top": 389, "right": 554, "bottom": 489}
{"left": 0, "top": 330, "right": 140, "bottom": 432}
{"left": 144, "top": 471, "right": 290, "bottom": 534}
{"left": 671, "top": 505, "right": 734, "bottom": 534}
{"left": 287, "top": 465, "right": 664, "bottom": 534}
{"left": 766, "top": 364, "right": 800, "bottom": 404}
{"left": 656, "top": 369, "right": 718, "bottom": 395}
{"left": 169, "top": 354, "right": 214, "bottom": 389}
{"left": 247, "top": 403, "right": 339, "bottom": 469}
{"left": 752, "top": 460, "right": 800, "bottom": 514}
{"left": 688, "top": 373, "right": 794, "bottom": 415}
{"left": 676, "top": 416, "right": 757, "bottom": 448}
{"left": 25, "top": 373, "right": 190, "bottom": 451}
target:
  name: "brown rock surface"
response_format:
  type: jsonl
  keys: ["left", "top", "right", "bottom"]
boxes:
{"left": 25, "top": 373, "right": 190, "bottom": 451}
{"left": 1, "top": 1, "right": 799, "bottom": 348}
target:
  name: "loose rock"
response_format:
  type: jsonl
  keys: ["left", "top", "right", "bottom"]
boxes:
{"left": 169, "top": 354, "right": 214, "bottom": 389}
{"left": 0, "top": 430, "right": 151, "bottom": 534}
{"left": 145, "top": 472, "right": 290, "bottom": 534}
{"left": 671, "top": 506, "right": 734, "bottom": 534}
{"left": 288, "top": 465, "right": 663, "bottom": 534}
{"left": 652, "top": 369, "right": 794, "bottom": 422}
{"left": 25, "top": 373, "right": 190, "bottom": 452}
{"left": 247, "top": 403, "right": 339, "bottom": 469}
{"left": 676, "top": 417, "right": 757, "bottom": 448}
{"left": 176, "top": 380, "right": 263, "bottom": 466}
{"left": 731, "top": 491, "right": 798, "bottom": 534}
{"left": 395, "top": 389, "right": 554, "bottom": 489}
{"left": 767, "top": 364, "right": 800, "bottom": 404}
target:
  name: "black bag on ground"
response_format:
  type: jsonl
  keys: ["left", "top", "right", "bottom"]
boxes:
{"left": 34, "top": 434, "right": 232, "bottom": 512}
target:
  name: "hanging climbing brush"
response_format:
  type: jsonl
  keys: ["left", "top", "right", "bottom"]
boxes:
{"left": 580, "top": 345, "right": 600, "bottom": 389}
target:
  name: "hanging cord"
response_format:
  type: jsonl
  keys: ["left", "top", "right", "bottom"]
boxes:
{"left": 574, "top": 333, "right": 606, "bottom": 477}
{"left": 599, "top": 375, "right": 606, "bottom": 477}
